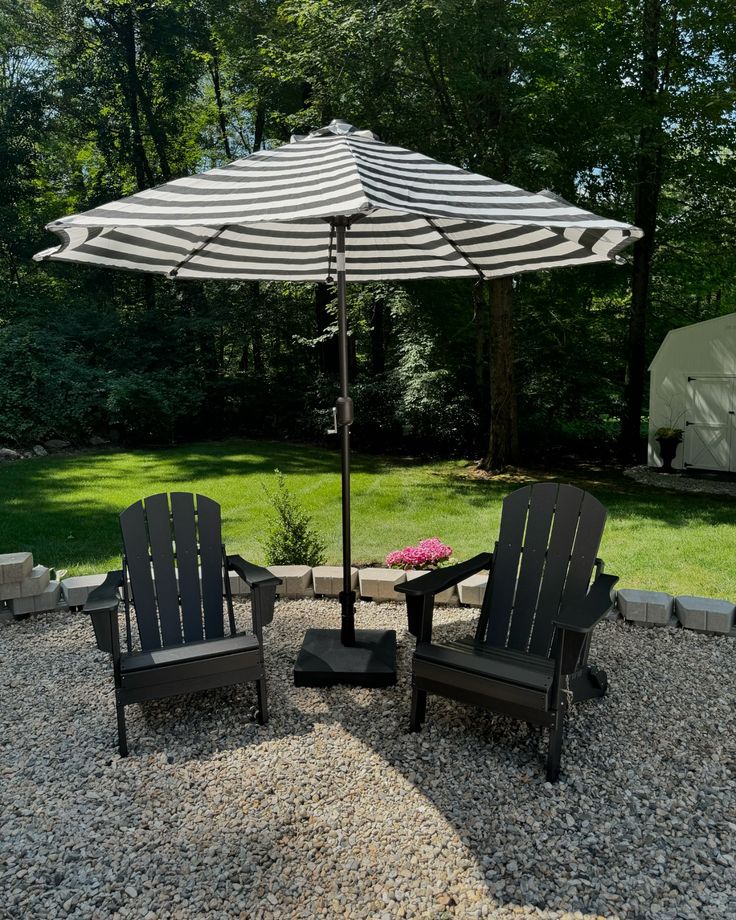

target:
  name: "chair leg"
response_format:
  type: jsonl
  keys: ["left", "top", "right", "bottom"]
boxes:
{"left": 409, "top": 686, "right": 427, "bottom": 732}
{"left": 256, "top": 677, "right": 268, "bottom": 725}
{"left": 115, "top": 695, "right": 128, "bottom": 758}
{"left": 546, "top": 704, "right": 566, "bottom": 783}
{"left": 569, "top": 664, "right": 608, "bottom": 702}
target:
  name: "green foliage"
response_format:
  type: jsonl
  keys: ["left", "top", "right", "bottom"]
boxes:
{"left": 0, "top": 0, "right": 734, "bottom": 459}
{"left": 106, "top": 370, "right": 204, "bottom": 444}
{"left": 262, "top": 469, "right": 326, "bottom": 567}
{"left": 0, "top": 312, "right": 107, "bottom": 443}
{"left": 654, "top": 427, "right": 683, "bottom": 442}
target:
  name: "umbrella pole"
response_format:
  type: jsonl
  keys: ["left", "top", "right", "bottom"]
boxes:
{"left": 335, "top": 218, "right": 356, "bottom": 647}
{"left": 292, "top": 216, "right": 396, "bottom": 688}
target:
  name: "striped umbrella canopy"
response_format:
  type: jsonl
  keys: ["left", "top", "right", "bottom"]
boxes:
{"left": 35, "top": 119, "right": 640, "bottom": 279}
{"left": 35, "top": 119, "right": 640, "bottom": 683}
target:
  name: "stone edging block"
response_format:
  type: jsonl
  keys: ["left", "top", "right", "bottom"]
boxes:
{"left": 359, "top": 568, "right": 406, "bottom": 602}
{"left": 21, "top": 565, "right": 51, "bottom": 598}
{"left": 312, "top": 566, "right": 358, "bottom": 596}
{"left": 0, "top": 552, "right": 33, "bottom": 586}
{"left": 617, "top": 589, "right": 674, "bottom": 626}
{"left": 458, "top": 573, "right": 489, "bottom": 607}
{"left": 268, "top": 565, "right": 313, "bottom": 598}
{"left": 11, "top": 581, "right": 61, "bottom": 618}
{"left": 61, "top": 574, "right": 108, "bottom": 608}
{"left": 675, "top": 595, "right": 736, "bottom": 635}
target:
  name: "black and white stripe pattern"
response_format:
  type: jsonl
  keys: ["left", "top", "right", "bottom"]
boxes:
{"left": 35, "top": 120, "right": 641, "bottom": 280}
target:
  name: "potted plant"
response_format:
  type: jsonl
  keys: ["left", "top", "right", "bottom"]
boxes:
{"left": 654, "top": 426, "right": 683, "bottom": 473}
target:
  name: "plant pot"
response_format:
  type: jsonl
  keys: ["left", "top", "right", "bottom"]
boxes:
{"left": 656, "top": 437, "right": 681, "bottom": 473}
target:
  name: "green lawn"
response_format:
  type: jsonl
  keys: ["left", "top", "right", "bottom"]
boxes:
{"left": 0, "top": 438, "right": 734, "bottom": 598}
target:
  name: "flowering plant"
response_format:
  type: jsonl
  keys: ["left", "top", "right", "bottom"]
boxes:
{"left": 385, "top": 537, "right": 453, "bottom": 570}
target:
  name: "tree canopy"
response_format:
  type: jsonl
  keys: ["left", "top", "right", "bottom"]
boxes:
{"left": 1, "top": 0, "right": 734, "bottom": 464}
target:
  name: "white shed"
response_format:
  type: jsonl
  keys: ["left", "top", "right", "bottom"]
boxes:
{"left": 648, "top": 312, "right": 736, "bottom": 471}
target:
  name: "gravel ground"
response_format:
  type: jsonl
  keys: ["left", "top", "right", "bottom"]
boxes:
{"left": 624, "top": 465, "right": 736, "bottom": 497}
{"left": 1, "top": 599, "right": 734, "bottom": 920}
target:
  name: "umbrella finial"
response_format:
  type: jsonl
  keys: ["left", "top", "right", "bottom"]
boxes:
{"left": 304, "top": 120, "right": 379, "bottom": 141}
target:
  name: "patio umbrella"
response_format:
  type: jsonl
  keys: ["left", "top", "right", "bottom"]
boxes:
{"left": 35, "top": 118, "right": 641, "bottom": 686}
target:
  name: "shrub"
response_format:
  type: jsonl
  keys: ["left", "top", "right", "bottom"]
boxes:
{"left": 386, "top": 537, "right": 453, "bottom": 570}
{"left": 262, "top": 470, "right": 327, "bottom": 566}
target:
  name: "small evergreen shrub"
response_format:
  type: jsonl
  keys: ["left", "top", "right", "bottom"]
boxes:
{"left": 262, "top": 470, "right": 327, "bottom": 566}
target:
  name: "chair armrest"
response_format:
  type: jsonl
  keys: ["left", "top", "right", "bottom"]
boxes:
{"left": 227, "top": 555, "right": 282, "bottom": 588}
{"left": 84, "top": 570, "right": 124, "bottom": 613}
{"left": 394, "top": 553, "right": 493, "bottom": 598}
{"left": 84, "top": 571, "right": 124, "bottom": 656}
{"left": 553, "top": 573, "right": 619, "bottom": 634}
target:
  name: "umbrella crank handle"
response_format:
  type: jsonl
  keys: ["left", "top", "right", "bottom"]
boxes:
{"left": 327, "top": 397, "right": 354, "bottom": 434}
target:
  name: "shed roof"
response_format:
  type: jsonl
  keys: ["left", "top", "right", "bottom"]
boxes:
{"left": 648, "top": 311, "right": 736, "bottom": 370}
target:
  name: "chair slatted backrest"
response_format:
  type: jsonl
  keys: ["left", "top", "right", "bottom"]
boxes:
{"left": 120, "top": 492, "right": 227, "bottom": 651}
{"left": 476, "top": 483, "right": 606, "bottom": 657}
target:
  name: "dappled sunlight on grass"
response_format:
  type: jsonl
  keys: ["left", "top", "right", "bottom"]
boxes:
{"left": 0, "top": 438, "right": 734, "bottom": 597}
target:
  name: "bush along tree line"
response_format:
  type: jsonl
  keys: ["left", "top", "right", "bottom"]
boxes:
{"left": 1, "top": 0, "right": 734, "bottom": 468}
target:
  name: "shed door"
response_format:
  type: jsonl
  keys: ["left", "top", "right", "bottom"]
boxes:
{"left": 684, "top": 376, "right": 736, "bottom": 472}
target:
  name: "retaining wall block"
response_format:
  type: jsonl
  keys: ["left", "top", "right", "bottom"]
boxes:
{"left": 11, "top": 580, "right": 62, "bottom": 618}
{"left": 268, "top": 565, "right": 313, "bottom": 598}
{"left": 675, "top": 595, "right": 736, "bottom": 635}
{"left": 312, "top": 566, "right": 359, "bottom": 597}
{"left": 62, "top": 574, "right": 108, "bottom": 609}
{"left": 403, "top": 570, "right": 458, "bottom": 605}
{"left": 617, "top": 589, "right": 675, "bottom": 626}
{"left": 0, "top": 580, "right": 23, "bottom": 601}
{"left": 20, "top": 565, "right": 51, "bottom": 598}
{"left": 0, "top": 552, "right": 33, "bottom": 586}
{"left": 226, "top": 571, "right": 250, "bottom": 597}
{"left": 458, "top": 572, "right": 489, "bottom": 607}
{"left": 359, "top": 568, "right": 406, "bottom": 601}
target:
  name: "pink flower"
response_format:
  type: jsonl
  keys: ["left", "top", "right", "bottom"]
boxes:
{"left": 385, "top": 537, "right": 453, "bottom": 570}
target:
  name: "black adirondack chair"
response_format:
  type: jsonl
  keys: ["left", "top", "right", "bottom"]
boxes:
{"left": 84, "top": 492, "right": 281, "bottom": 756}
{"left": 395, "top": 482, "right": 618, "bottom": 782}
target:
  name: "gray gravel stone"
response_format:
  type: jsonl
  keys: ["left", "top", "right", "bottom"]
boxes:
{"left": 1, "top": 602, "right": 733, "bottom": 919}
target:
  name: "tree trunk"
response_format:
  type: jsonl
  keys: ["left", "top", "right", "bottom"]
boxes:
{"left": 620, "top": 0, "right": 664, "bottom": 460}
{"left": 209, "top": 51, "right": 232, "bottom": 159}
{"left": 314, "top": 282, "right": 339, "bottom": 375}
{"left": 472, "top": 280, "right": 490, "bottom": 454}
{"left": 120, "top": 6, "right": 153, "bottom": 190}
{"left": 370, "top": 292, "right": 386, "bottom": 374}
{"left": 480, "top": 277, "right": 518, "bottom": 471}
{"left": 133, "top": 72, "right": 172, "bottom": 181}
{"left": 253, "top": 100, "right": 266, "bottom": 152}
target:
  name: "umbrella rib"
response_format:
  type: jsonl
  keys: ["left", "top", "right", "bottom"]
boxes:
{"left": 168, "top": 225, "right": 230, "bottom": 277}
{"left": 425, "top": 218, "right": 485, "bottom": 280}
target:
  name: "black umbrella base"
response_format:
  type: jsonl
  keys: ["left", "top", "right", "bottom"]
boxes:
{"left": 293, "top": 628, "right": 397, "bottom": 688}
